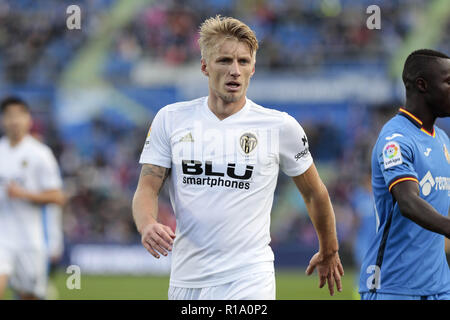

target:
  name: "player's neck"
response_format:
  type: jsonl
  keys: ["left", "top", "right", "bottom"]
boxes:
{"left": 404, "top": 100, "right": 436, "bottom": 132}
{"left": 207, "top": 94, "right": 246, "bottom": 120}
{"left": 7, "top": 133, "right": 27, "bottom": 148}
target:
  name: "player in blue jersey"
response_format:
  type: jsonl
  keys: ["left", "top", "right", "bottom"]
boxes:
{"left": 359, "top": 49, "right": 450, "bottom": 300}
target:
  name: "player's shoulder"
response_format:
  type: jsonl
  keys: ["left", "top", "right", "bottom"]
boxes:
{"left": 435, "top": 125, "right": 449, "bottom": 140}
{"left": 247, "top": 99, "right": 285, "bottom": 118}
{"left": 376, "top": 115, "right": 415, "bottom": 146}
{"left": 247, "top": 99, "right": 292, "bottom": 125}
{"left": 24, "top": 136, "right": 56, "bottom": 159}
{"left": 160, "top": 97, "right": 205, "bottom": 115}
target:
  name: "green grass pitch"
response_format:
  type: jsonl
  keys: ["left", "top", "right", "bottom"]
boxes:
{"left": 5, "top": 268, "right": 358, "bottom": 300}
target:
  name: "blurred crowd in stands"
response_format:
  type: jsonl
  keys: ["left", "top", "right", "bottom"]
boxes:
{"left": 2, "top": 0, "right": 448, "bottom": 85}
{"left": 0, "top": 0, "right": 448, "bottom": 264}
{"left": 109, "top": 0, "right": 432, "bottom": 78}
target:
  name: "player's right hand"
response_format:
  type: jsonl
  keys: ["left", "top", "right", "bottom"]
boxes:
{"left": 140, "top": 223, "right": 176, "bottom": 259}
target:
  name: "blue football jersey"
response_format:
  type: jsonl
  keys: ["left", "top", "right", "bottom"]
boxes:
{"left": 359, "top": 108, "right": 450, "bottom": 296}
{"left": 352, "top": 187, "right": 376, "bottom": 267}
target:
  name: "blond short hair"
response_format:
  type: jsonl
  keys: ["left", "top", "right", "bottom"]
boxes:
{"left": 198, "top": 15, "right": 259, "bottom": 61}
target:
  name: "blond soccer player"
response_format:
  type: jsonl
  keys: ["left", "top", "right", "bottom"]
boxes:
{"left": 132, "top": 16, "right": 344, "bottom": 300}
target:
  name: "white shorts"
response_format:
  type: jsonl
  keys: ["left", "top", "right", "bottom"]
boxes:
{"left": 168, "top": 271, "right": 276, "bottom": 300}
{"left": 0, "top": 246, "right": 48, "bottom": 299}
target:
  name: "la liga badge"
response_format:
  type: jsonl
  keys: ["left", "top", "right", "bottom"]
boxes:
{"left": 383, "top": 141, "right": 403, "bottom": 169}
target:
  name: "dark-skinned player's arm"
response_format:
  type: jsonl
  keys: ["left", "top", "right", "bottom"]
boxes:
{"left": 391, "top": 180, "right": 450, "bottom": 238}
{"left": 132, "top": 164, "right": 175, "bottom": 259}
{"left": 292, "top": 163, "right": 344, "bottom": 296}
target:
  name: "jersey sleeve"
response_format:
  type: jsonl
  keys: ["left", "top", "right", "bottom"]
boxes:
{"left": 139, "top": 107, "right": 172, "bottom": 168}
{"left": 36, "top": 148, "right": 63, "bottom": 191}
{"left": 279, "top": 113, "right": 313, "bottom": 177}
{"left": 375, "top": 133, "right": 418, "bottom": 192}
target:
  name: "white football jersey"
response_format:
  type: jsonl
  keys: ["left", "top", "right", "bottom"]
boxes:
{"left": 0, "top": 135, "right": 63, "bottom": 251}
{"left": 45, "top": 203, "right": 64, "bottom": 259}
{"left": 140, "top": 97, "right": 313, "bottom": 288}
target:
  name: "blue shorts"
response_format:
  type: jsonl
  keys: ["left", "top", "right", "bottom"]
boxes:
{"left": 360, "top": 291, "right": 450, "bottom": 300}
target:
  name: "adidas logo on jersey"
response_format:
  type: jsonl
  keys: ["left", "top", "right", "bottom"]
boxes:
{"left": 179, "top": 132, "right": 194, "bottom": 142}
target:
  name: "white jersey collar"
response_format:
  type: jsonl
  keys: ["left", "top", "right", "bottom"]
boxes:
{"left": 203, "top": 96, "right": 250, "bottom": 123}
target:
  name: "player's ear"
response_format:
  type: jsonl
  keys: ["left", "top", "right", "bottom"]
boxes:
{"left": 415, "top": 77, "right": 427, "bottom": 93}
{"left": 201, "top": 59, "right": 209, "bottom": 76}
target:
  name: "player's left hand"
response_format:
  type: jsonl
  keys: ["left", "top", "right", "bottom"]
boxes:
{"left": 305, "top": 251, "right": 344, "bottom": 296}
{"left": 7, "top": 182, "right": 28, "bottom": 200}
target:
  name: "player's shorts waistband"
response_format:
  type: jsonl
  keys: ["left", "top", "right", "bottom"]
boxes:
{"left": 169, "top": 261, "right": 275, "bottom": 288}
